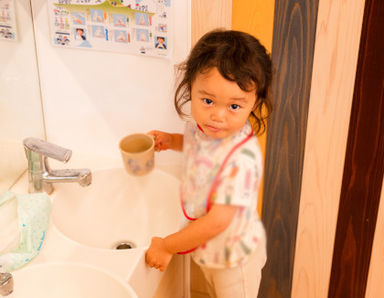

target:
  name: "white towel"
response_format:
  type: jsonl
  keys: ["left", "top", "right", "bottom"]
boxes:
{"left": 0, "top": 191, "right": 51, "bottom": 272}
{"left": 0, "top": 197, "right": 20, "bottom": 254}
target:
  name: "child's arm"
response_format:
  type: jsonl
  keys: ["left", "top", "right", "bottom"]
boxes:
{"left": 145, "top": 204, "right": 238, "bottom": 271}
{"left": 148, "top": 130, "right": 183, "bottom": 152}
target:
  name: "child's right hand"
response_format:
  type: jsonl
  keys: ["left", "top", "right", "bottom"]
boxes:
{"left": 148, "top": 130, "right": 174, "bottom": 152}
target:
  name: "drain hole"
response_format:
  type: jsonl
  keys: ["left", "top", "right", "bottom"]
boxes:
{"left": 112, "top": 241, "right": 136, "bottom": 250}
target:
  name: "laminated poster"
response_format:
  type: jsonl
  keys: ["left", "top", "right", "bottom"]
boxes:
{"left": 48, "top": 0, "right": 172, "bottom": 58}
{"left": 0, "top": 0, "right": 17, "bottom": 41}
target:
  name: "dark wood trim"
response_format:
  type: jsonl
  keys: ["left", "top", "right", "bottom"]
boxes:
{"left": 328, "top": 0, "right": 384, "bottom": 297}
{"left": 258, "top": 0, "right": 319, "bottom": 297}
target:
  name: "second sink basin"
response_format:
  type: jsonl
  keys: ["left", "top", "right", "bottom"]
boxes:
{"left": 51, "top": 168, "right": 181, "bottom": 250}
{"left": 10, "top": 262, "right": 137, "bottom": 298}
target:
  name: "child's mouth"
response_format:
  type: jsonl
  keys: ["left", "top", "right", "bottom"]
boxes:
{"left": 205, "top": 125, "right": 222, "bottom": 133}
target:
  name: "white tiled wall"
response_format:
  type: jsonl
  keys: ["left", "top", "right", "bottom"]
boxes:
{"left": 31, "top": 0, "right": 191, "bottom": 166}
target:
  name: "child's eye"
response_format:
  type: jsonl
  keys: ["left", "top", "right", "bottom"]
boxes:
{"left": 202, "top": 98, "right": 213, "bottom": 105}
{"left": 230, "top": 104, "right": 241, "bottom": 110}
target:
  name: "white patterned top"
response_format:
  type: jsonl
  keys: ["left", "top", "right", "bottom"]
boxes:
{"left": 181, "top": 121, "right": 266, "bottom": 268}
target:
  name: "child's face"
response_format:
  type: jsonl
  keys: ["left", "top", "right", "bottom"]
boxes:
{"left": 191, "top": 67, "right": 257, "bottom": 139}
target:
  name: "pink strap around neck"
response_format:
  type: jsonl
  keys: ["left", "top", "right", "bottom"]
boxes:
{"left": 196, "top": 123, "right": 204, "bottom": 133}
{"left": 177, "top": 129, "right": 254, "bottom": 254}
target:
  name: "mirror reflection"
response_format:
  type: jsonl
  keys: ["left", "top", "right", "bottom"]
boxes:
{"left": 0, "top": 0, "right": 45, "bottom": 190}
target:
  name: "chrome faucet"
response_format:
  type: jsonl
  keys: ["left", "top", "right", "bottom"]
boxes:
{"left": 0, "top": 272, "right": 13, "bottom": 296}
{"left": 23, "top": 138, "right": 92, "bottom": 194}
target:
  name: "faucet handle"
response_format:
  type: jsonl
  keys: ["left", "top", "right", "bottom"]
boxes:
{"left": 23, "top": 138, "right": 72, "bottom": 163}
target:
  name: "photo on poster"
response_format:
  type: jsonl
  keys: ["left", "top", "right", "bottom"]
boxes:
{"left": 92, "top": 25, "right": 105, "bottom": 38}
{"left": 72, "top": 12, "right": 86, "bottom": 25}
{"left": 113, "top": 14, "right": 127, "bottom": 27}
{"left": 54, "top": 32, "right": 70, "bottom": 46}
{"left": 91, "top": 9, "right": 104, "bottom": 23}
{"left": 136, "top": 28, "right": 149, "bottom": 42}
{"left": 74, "top": 27, "right": 92, "bottom": 47}
{"left": 157, "top": 23, "right": 167, "bottom": 33}
{"left": 0, "top": 0, "right": 17, "bottom": 41}
{"left": 135, "top": 12, "right": 149, "bottom": 26}
{"left": 154, "top": 36, "right": 166, "bottom": 49}
{"left": 115, "top": 30, "right": 129, "bottom": 43}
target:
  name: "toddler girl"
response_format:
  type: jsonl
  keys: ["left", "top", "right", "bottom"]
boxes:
{"left": 145, "top": 29, "right": 272, "bottom": 297}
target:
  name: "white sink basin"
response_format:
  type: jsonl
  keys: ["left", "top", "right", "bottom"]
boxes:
{"left": 10, "top": 263, "right": 137, "bottom": 298}
{"left": 51, "top": 168, "right": 181, "bottom": 249}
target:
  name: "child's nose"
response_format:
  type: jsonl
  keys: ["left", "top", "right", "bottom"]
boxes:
{"left": 210, "top": 108, "right": 226, "bottom": 122}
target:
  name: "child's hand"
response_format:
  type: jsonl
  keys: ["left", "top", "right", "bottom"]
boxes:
{"left": 145, "top": 237, "right": 173, "bottom": 272}
{"left": 148, "top": 130, "right": 173, "bottom": 152}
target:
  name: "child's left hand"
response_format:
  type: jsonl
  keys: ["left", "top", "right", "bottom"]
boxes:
{"left": 145, "top": 237, "right": 173, "bottom": 272}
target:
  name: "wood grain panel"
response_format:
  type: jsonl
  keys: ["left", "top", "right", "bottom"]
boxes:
{"left": 328, "top": 0, "right": 384, "bottom": 296}
{"left": 291, "top": 0, "right": 366, "bottom": 297}
{"left": 258, "top": 1, "right": 319, "bottom": 297}
{"left": 366, "top": 177, "right": 384, "bottom": 298}
{"left": 191, "top": 0, "right": 232, "bottom": 45}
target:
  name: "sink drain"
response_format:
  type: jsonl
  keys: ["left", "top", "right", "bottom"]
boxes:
{"left": 112, "top": 241, "right": 136, "bottom": 250}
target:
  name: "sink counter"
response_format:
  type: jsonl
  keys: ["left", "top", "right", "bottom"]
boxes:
{"left": 8, "top": 154, "right": 184, "bottom": 298}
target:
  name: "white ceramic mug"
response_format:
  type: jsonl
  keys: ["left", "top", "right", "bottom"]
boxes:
{"left": 119, "top": 133, "right": 154, "bottom": 176}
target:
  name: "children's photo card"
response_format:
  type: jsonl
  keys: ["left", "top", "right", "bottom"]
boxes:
{"left": 0, "top": 0, "right": 17, "bottom": 41}
{"left": 48, "top": 0, "right": 172, "bottom": 58}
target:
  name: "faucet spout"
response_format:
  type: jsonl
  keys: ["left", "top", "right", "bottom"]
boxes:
{"left": 44, "top": 169, "right": 92, "bottom": 186}
{"left": 23, "top": 138, "right": 92, "bottom": 194}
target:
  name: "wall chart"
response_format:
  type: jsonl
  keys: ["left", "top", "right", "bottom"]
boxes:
{"left": 48, "top": 0, "right": 172, "bottom": 58}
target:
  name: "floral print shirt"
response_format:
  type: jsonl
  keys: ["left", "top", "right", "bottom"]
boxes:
{"left": 181, "top": 121, "right": 266, "bottom": 268}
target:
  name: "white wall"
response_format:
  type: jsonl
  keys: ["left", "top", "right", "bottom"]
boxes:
{"left": 0, "top": 0, "right": 45, "bottom": 189}
{"left": 31, "top": 0, "right": 191, "bottom": 167}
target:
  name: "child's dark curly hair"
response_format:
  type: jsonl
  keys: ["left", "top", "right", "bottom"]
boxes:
{"left": 174, "top": 29, "right": 272, "bottom": 135}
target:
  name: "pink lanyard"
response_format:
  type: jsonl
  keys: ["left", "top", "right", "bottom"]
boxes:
{"left": 178, "top": 129, "right": 254, "bottom": 254}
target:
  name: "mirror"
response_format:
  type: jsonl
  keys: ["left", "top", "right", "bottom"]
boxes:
{"left": 0, "top": 0, "right": 45, "bottom": 190}
{"left": 1, "top": 0, "right": 191, "bottom": 191}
